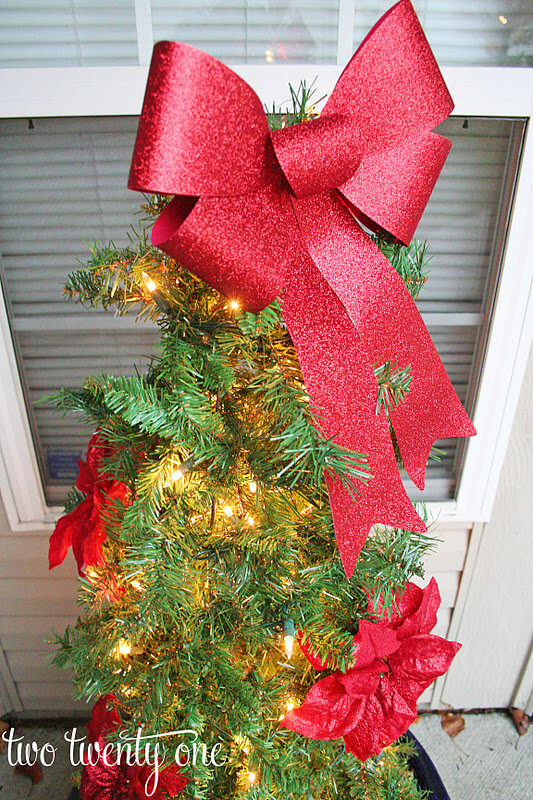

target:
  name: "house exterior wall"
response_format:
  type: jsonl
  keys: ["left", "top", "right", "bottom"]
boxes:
{"left": 442, "top": 342, "right": 533, "bottom": 709}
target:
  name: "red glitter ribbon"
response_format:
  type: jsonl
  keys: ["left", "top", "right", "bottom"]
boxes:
{"left": 128, "top": 0, "right": 475, "bottom": 577}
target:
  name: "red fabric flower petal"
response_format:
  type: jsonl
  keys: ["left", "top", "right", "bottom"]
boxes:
{"left": 282, "top": 664, "right": 381, "bottom": 740}
{"left": 352, "top": 619, "right": 400, "bottom": 668}
{"left": 48, "top": 500, "right": 92, "bottom": 570}
{"left": 389, "top": 634, "right": 461, "bottom": 707}
{"left": 342, "top": 692, "right": 388, "bottom": 760}
{"left": 297, "top": 632, "right": 332, "bottom": 671}
{"left": 87, "top": 694, "right": 121, "bottom": 744}
{"left": 288, "top": 580, "right": 461, "bottom": 760}
{"left": 49, "top": 430, "right": 131, "bottom": 575}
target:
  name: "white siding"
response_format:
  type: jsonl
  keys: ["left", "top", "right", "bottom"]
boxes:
{"left": 441, "top": 343, "right": 533, "bottom": 709}
{"left": 0, "top": 502, "right": 88, "bottom": 714}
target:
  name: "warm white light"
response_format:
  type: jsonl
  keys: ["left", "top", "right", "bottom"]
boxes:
{"left": 246, "top": 516, "right": 254, "bottom": 527}
{"left": 131, "top": 579, "right": 143, "bottom": 591}
{"left": 229, "top": 300, "right": 240, "bottom": 311}
{"left": 248, "top": 772, "right": 256, "bottom": 785}
{"left": 223, "top": 505, "right": 233, "bottom": 517}
{"left": 279, "top": 697, "right": 297, "bottom": 719}
{"left": 499, "top": 14, "right": 507, "bottom": 24}
{"left": 117, "top": 640, "right": 131, "bottom": 657}
{"left": 265, "top": 49, "right": 274, "bottom": 63}
{"left": 172, "top": 468, "right": 184, "bottom": 481}
{"left": 142, "top": 271, "right": 157, "bottom": 292}
{"left": 284, "top": 634, "right": 294, "bottom": 660}
{"left": 248, "top": 481, "right": 257, "bottom": 493}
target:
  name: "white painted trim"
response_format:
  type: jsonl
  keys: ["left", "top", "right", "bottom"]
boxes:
{"left": 134, "top": 0, "right": 154, "bottom": 67}
{"left": 0, "top": 277, "right": 49, "bottom": 529}
{"left": 1, "top": 66, "right": 532, "bottom": 119}
{"left": 337, "top": 0, "right": 356, "bottom": 66}
{"left": 430, "top": 521, "right": 485, "bottom": 709}
{"left": 512, "top": 643, "right": 533, "bottom": 714}
{"left": 0, "top": 640, "right": 22, "bottom": 714}
{"left": 456, "top": 114, "right": 533, "bottom": 523}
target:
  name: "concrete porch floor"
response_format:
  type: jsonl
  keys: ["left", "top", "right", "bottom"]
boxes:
{"left": 0, "top": 711, "right": 531, "bottom": 799}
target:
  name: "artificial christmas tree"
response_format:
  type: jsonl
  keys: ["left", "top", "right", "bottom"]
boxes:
{"left": 47, "top": 2, "right": 474, "bottom": 798}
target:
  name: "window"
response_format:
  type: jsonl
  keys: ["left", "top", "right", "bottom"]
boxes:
{"left": 0, "top": 1, "right": 532, "bottom": 528}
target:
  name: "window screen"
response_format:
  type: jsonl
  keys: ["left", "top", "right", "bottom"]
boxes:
{"left": 0, "top": 114, "right": 524, "bottom": 504}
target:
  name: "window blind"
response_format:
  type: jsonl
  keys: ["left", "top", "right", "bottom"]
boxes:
{"left": 354, "top": 1, "right": 533, "bottom": 67}
{"left": 0, "top": 0, "right": 139, "bottom": 68}
{"left": 1, "top": 1, "right": 531, "bottom": 69}
{"left": 151, "top": 1, "right": 339, "bottom": 63}
{"left": 0, "top": 115, "right": 522, "bottom": 504}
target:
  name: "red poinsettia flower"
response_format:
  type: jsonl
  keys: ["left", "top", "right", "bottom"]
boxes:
{"left": 282, "top": 578, "right": 460, "bottom": 760}
{"left": 81, "top": 695, "right": 189, "bottom": 800}
{"left": 48, "top": 432, "right": 131, "bottom": 575}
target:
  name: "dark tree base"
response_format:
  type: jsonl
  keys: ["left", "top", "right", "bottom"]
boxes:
{"left": 405, "top": 730, "right": 451, "bottom": 800}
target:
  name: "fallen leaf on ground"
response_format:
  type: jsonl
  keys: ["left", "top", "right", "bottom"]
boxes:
{"left": 15, "top": 762, "right": 44, "bottom": 786}
{"left": 440, "top": 711, "right": 465, "bottom": 738}
{"left": 511, "top": 708, "right": 530, "bottom": 736}
{"left": 0, "top": 720, "right": 9, "bottom": 752}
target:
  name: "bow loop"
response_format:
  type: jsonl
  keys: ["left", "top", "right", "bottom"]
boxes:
{"left": 324, "top": 0, "right": 453, "bottom": 138}
{"left": 128, "top": 41, "right": 273, "bottom": 198}
{"left": 339, "top": 131, "right": 452, "bottom": 245}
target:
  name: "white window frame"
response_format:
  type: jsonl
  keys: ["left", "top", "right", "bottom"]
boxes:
{"left": 0, "top": 8, "right": 532, "bottom": 532}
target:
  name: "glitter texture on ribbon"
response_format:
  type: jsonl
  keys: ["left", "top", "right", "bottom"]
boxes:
{"left": 128, "top": 0, "right": 476, "bottom": 577}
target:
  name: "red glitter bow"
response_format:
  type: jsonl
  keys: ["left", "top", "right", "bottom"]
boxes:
{"left": 128, "top": 0, "right": 475, "bottom": 577}
{"left": 282, "top": 579, "right": 461, "bottom": 759}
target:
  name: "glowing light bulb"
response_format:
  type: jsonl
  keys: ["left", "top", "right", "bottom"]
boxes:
{"left": 248, "top": 772, "right": 256, "bottom": 785}
{"left": 248, "top": 481, "right": 257, "bottom": 493}
{"left": 142, "top": 271, "right": 157, "bottom": 293}
{"left": 131, "top": 579, "right": 143, "bottom": 591}
{"left": 284, "top": 634, "right": 294, "bottom": 660}
{"left": 229, "top": 300, "right": 240, "bottom": 311}
{"left": 283, "top": 618, "right": 295, "bottom": 660}
{"left": 223, "top": 505, "right": 233, "bottom": 517}
{"left": 246, "top": 516, "right": 254, "bottom": 527}
{"left": 279, "top": 697, "right": 297, "bottom": 719}
{"left": 117, "top": 640, "right": 131, "bottom": 657}
{"left": 265, "top": 49, "right": 274, "bottom": 63}
{"left": 172, "top": 468, "right": 183, "bottom": 481}
{"left": 499, "top": 14, "right": 507, "bottom": 24}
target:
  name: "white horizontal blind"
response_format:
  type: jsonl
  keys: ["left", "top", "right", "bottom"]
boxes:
{"left": 0, "top": 117, "right": 159, "bottom": 504}
{"left": 413, "top": 116, "right": 520, "bottom": 499}
{"left": 151, "top": 1, "right": 339, "bottom": 63}
{"left": 0, "top": 115, "right": 520, "bottom": 504}
{"left": 354, "top": 1, "right": 533, "bottom": 66}
{"left": 0, "top": 0, "right": 139, "bottom": 68}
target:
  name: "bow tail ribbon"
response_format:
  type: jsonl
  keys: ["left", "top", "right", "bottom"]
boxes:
{"left": 282, "top": 250, "right": 428, "bottom": 577}
{"left": 292, "top": 191, "right": 476, "bottom": 490}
